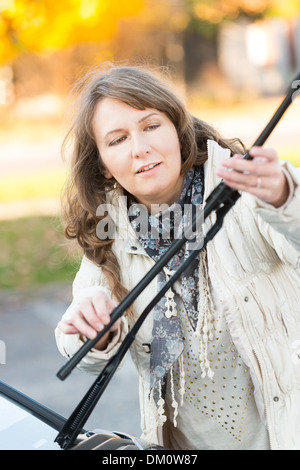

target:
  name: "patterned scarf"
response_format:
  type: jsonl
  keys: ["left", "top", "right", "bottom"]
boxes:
{"left": 128, "top": 167, "right": 205, "bottom": 417}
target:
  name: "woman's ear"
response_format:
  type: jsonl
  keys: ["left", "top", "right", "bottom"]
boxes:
{"left": 102, "top": 167, "right": 113, "bottom": 179}
{"left": 98, "top": 155, "right": 113, "bottom": 179}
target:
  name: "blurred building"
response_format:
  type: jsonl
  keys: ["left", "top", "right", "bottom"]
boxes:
{"left": 218, "top": 18, "right": 300, "bottom": 95}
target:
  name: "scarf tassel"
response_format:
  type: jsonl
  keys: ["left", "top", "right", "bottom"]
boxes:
{"left": 195, "top": 249, "right": 215, "bottom": 380}
{"left": 149, "top": 354, "right": 186, "bottom": 431}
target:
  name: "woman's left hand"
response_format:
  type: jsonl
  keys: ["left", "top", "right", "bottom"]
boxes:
{"left": 216, "top": 146, "right": 289, "bottom": 208}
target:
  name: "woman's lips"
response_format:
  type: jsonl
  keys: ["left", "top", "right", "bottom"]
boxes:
{"left": 136, "top": 162, "right": 161, "bottom": 175}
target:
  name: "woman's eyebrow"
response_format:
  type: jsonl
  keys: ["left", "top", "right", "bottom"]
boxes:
{"left": 104, "top": 127, "right": 123, "bottom": 141}
{"left": 138, "top": 112, "right": 159, "bottom": 123}
{"left": 104, "top": 112, "right": 160, "bottom": 141}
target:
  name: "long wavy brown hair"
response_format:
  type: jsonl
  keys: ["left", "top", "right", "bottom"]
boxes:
{"left": 62, "top": 63, "right": 244, "bottom": 303}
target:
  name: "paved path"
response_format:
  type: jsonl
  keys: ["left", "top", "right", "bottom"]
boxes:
{"left": 0, "top": 282, "right": 141, "bottom": 437}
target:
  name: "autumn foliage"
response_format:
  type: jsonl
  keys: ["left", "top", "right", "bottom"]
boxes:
{"left": 1, "top": 1, "right": 300, "bottom": 65}
{"left": 0, "top": 0, "right": 144, "bottom": 63}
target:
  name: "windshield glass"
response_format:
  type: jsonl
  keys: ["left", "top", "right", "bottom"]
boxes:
{"left": 0, "top": 396, "right": 61, "bottom": 450}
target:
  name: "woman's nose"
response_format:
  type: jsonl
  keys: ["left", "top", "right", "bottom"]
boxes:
{"left": 131, "top": 133, "right": 151, "bottom": 158}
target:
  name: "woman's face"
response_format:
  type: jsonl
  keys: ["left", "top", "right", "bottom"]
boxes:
{"left": 92, "top": 97, "right": 184, "bottom": 211}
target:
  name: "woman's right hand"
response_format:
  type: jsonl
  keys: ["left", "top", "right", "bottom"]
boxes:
{"left": 57, "top": 290, "right": 120, "bottom": 351}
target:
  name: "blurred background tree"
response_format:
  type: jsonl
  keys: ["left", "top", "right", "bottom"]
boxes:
{"left": 0, "top": 0, "right": 143, "bottom": 61}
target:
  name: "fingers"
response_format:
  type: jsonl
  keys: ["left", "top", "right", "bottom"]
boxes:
{"left": 58, "top": 290, "right": 119, "bottom": 340}
{"left": 219, "top": 147, "right": 279, "bottom": 177}
{"left": 249, "top": 146, "right": 278, "bottom": 162}
{"left": 216, "top": 146, "right": 287, "bottom": 206}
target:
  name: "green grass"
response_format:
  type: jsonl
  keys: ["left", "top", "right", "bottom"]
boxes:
{"left": 0, "top": 215, "right": 81, "bottom": 289}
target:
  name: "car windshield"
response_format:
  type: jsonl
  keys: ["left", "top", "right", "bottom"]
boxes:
{"left": 0, "top": 396, "right": 61, "bottom": 450}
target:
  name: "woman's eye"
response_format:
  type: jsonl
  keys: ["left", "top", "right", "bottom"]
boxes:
{"left": 145, "top": 124, "right": 160, "bottom": 131}
{"left": 109, "top": 136, "right": 126, "bottom": 146}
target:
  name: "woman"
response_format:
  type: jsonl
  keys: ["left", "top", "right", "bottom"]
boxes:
{"left": 55, "top": 64, "right": 300, "bottom": 450}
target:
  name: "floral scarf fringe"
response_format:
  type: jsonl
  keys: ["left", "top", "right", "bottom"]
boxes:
{"left": 146, "top": 249, "right": 215, "bottom": 438}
